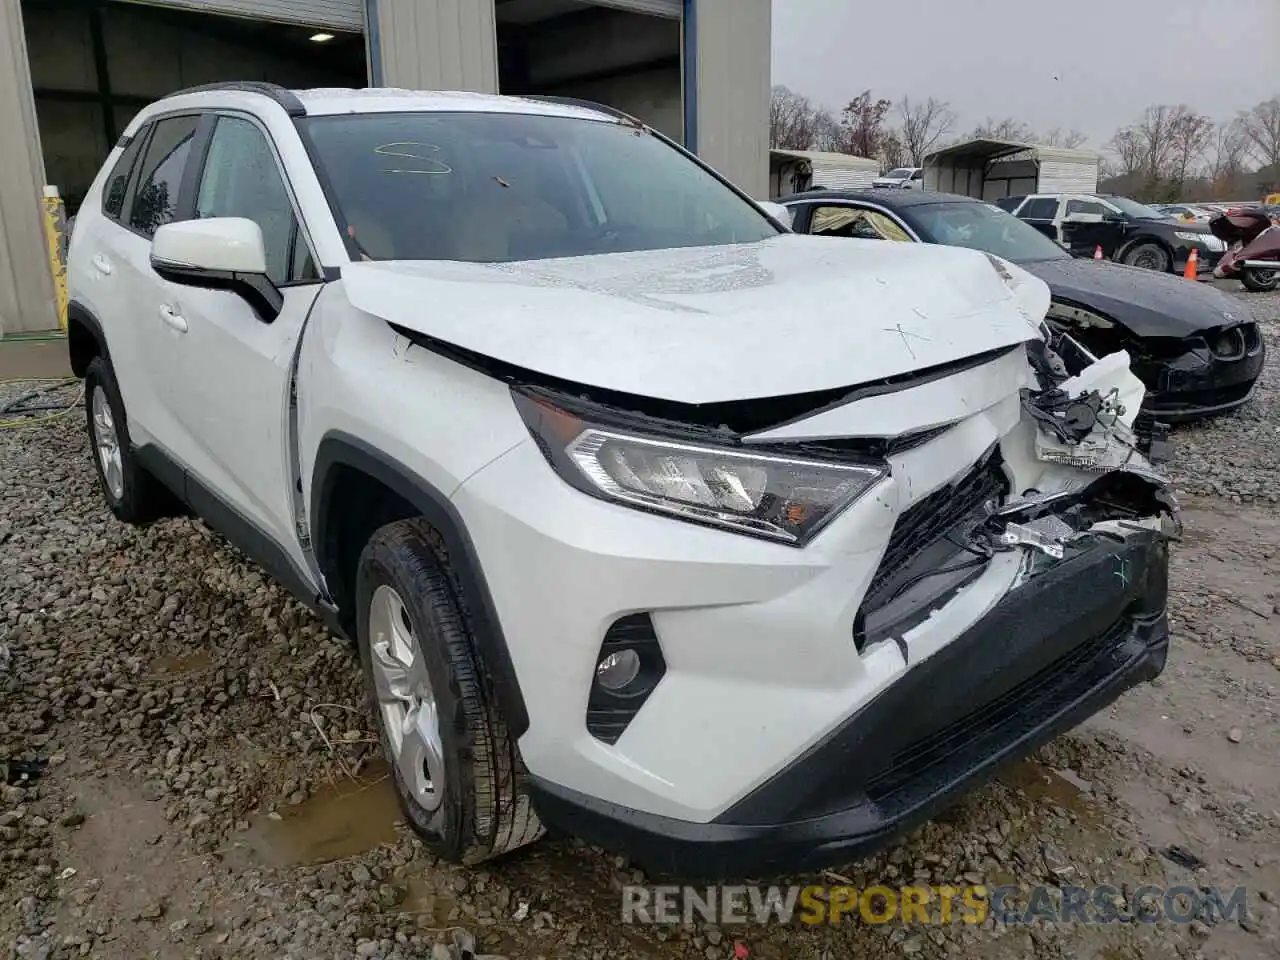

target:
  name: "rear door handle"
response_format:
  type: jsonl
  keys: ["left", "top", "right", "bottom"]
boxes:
{"left": 91, "top": 254, "right": 112, "bottom": 276}
{"left": 158, "top": 304, "right": 188, "bottom": 333}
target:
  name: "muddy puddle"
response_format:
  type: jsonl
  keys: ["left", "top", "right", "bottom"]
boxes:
{"left": 997, "top": 758, "right": 1106, "bottom": 827}
{"left": 239, "top": 761, "right": 402, "bottom": 867}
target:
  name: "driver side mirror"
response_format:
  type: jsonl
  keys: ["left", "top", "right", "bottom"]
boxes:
{"left": 150, "top": 217, "right": 282, "bottom": 323}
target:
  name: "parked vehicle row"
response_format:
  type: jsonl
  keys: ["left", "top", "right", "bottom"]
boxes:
{"left": 996, "top": 193, "right": 1227, "bottom": 275}
{"left": 778, "top": 189, "right": 1265, "bottom": 422}
{"left": 68, "top": 83, "right": 1182, "bottom": 879}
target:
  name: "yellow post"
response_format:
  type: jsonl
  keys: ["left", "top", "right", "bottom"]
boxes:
{"left": 40, "top": 186, "right": 69, "bottom": 333}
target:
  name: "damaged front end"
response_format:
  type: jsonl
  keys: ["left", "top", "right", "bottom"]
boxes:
{"left": 1044, "top": 300, "right": 1265, "bottom": 422}
{"left": 852, "top": 330, "right": 1179, "bottom": 667}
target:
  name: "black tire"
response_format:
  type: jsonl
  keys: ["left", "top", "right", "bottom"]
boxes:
{"left": 1241, "top": 266, "right": 1279, "bottom": 292}
{"left": 1121, "top": 241, "right": 1171, "bottom": 273}
{"left": 83, "top": 356, "right": 176, "bottom": 525}
{"left": 355, "top": 517, "right": 544, "bottom": 864}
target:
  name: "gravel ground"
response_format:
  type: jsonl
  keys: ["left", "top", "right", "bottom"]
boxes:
{"left": 2, "top": 287, "right": 1279, "bottom": 960}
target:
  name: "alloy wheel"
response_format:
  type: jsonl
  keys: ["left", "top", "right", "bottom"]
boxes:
{"left": 367, "top": 584, "right": 445, "bottom": 811}
{"left": 91, "top": 386, "right": 124, "bottom": 500}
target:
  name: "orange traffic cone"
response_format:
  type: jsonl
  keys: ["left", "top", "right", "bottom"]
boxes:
{"left": 1184, "top": 248, "right": 1198, "bottom": 279}
{"left": 1093, "top": 245, "right": 1104, "bottom": 260}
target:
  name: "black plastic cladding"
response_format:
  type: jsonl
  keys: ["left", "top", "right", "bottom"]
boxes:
{"left": 586, "top": 614, "right": 666, "bottom": 745}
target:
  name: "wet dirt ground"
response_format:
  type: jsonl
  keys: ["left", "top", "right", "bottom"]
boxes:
{"left": 2, "top": 288, "right": 1279, "bottom": 959}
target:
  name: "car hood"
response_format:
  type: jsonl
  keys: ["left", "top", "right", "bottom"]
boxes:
{"left": 1020, "top": 256, "right": 1248, "bottom": 338}
{"left": 340, "top": 235, "right": 1048, "bottom": 405}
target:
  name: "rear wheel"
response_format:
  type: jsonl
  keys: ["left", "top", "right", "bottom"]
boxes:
{"left": 1121, "top": 242, "right": 1171, "bottom": 273}
{"left": 83, "top": 356, "right": 176, "bottom": 525}
{"left": 1241, "top": 266, "right": 1279, "bottom": 292}
{"left": 355, "top": 517, "right": 544, "bottom": 864}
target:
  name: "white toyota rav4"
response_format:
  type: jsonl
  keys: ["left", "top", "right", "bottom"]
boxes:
{"left": 66, "top": 82, "right": 1179, "bottom": 879}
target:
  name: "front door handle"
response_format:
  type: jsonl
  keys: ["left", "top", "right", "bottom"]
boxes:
{"left": 91, "top": 254, "right": 112, "bottom": 276}
{"left": 158, "top": 304, "right": 188, "bottom": 333}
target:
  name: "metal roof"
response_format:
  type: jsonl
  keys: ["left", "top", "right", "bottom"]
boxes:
{"left": 924, "top": 138, "right": 1098, "bottom": 165}
{"left": 770, "top": 149, "right": 880, "bottom": 168}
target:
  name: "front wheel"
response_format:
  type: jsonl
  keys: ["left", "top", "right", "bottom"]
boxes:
{"left": 1242, "top": 266, "right": 1279, "bottom": 292}
{"left": 1121, "top": 242, "right": 1171, "bottom": 273}
{"left": 355, "top": 517, "right": 544, "bottom": 864}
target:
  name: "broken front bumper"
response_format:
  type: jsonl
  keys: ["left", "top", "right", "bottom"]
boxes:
{"left": 529, "top": 526, "right": 1170, "bottom": 880}
{"left": 1138, "top": 324, "right": 1266, "bottom": 422}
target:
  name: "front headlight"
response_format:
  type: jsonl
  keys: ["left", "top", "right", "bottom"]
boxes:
{"left": 513, "top": 389, "right": 887, "bottom": 545}
{"left": 1175, "top": 231, "right": 1218, "bottom": 249}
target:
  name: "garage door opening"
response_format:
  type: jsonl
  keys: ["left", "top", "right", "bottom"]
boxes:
{"left": 21, "top": 0, "right": 366, "bottom": 215}
{"left": 495, "top": 0, "right": 685, "bottom": 144}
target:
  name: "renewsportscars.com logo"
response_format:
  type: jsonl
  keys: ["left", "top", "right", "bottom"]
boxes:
{"left": 621, "top": 883, "right": 1251, "bottom": 927}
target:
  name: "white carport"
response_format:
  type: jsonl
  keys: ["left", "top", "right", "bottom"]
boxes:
{"left": 769, "top": 149, "right": 880, "bottom": 198}
{"left": 924, "top": 138, "right": 1100, "bottom": 201}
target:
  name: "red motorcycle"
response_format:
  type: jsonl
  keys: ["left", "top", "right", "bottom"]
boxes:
{"left": 1210, "top": 209, "right": 1280, "bottom": 292}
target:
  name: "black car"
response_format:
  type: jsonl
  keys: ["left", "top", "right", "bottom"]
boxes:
{"left": 779, "top": 189, "right": 1265, "bottom": 422}
{"left": 1000, "top": 193, "right": 1227, "bottom": 276}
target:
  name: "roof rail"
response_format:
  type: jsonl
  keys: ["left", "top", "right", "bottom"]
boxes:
{"left": 167, "top": 81, "right": 306, "bottom": 117}
{"left": 518, "top": 94, "right": 644, "bottom": 127}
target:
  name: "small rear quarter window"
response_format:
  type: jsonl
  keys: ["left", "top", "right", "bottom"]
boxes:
{"left": 102, "top": 130, "right": 148, "bottom": 221}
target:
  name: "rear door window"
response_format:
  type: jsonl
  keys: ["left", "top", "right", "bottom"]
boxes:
{"left": 128, "top": 115, "right": 199, "bottom": 237}
{"left": 1018, "top": 198, "right": 1059, "bottom": 220}
{"left": 1064, "top": 199, "right": 1107, "bottom": 216}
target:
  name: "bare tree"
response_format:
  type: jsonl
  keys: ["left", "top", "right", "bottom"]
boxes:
{"left": 897, "top": 96, "right": 956, "bottom": 165}
{"left": 810, "top": 108, "right": 844, "bottom": 152}
{"left": 970, "top": 116, "right": 1034, "bottom": 141}
{"left": 1106, "top": 127, "right": 1144, "bottom": 178}
{"left": 770, "top": 85, "right": 818, "bottom": 150}
{"left": 1040, "top": 127, "right": 1088, "bottom": 149}
{"left": 1134, "top": 105, "right": 1181, "bottom": 183}
{"left": 1207, "top": 118, "right": 1251, "bottom": 194}
{"left": 1239, "top": 96, "right": 1280, "bottom": 169}
{"left": 878, "top": 130, "right": 907, "bottom": 171}
{"left": 838, "top": 90, "right": 894, "bottom": 159}
{"left": 1167, "top": 110, "right": 1215, "bottom": 188}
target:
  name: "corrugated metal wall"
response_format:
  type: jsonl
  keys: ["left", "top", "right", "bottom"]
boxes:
{"left": 123, "top": 0, "right": 365, "bottom": 31}
{"left": 0, "top": 0, "right": 56, "bottom": 336}
{"left": 371, "top": 0, "right": 497, "bottom": 92}
{"left": 811, "top": 159, "right": 879, "bottom": 191}
{"left": 1038, "top": 159, "right": 1099, "bottom": 196}
{"left": 691, "top": 0, "right": 769, "bottom": 198}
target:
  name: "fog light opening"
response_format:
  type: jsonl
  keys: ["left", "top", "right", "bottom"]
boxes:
{"left": 596, "top": 649, "right": 642, "bottom": 692}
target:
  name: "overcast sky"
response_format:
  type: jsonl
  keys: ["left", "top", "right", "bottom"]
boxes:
{"left": 771, "top": 0, "right": 1280, "bottom": 150}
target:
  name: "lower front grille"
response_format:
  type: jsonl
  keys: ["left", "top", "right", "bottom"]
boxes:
{"left": 865, "top": 619, "right": 1130, "bottom": 803}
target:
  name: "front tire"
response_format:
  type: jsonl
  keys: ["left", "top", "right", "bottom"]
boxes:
{"left": 355, "top": 517, "right": 544, "bottom": 864}
{"left": 1242, "top": 266, "right": 1279, "bottom": 292}
{"left": 1121, "top": 242, "right": 1171, "bottom": 272}
{"left": 83, "top": 356, "right": 175, "bottom": 525}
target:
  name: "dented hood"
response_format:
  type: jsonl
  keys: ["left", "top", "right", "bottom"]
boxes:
{"left": 340, "top": 234, "right": 1047, "bottom": 404}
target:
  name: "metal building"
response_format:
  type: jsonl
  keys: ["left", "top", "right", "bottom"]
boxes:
{"left": 0, "top": 0, "right": 770, "bottom": 336}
